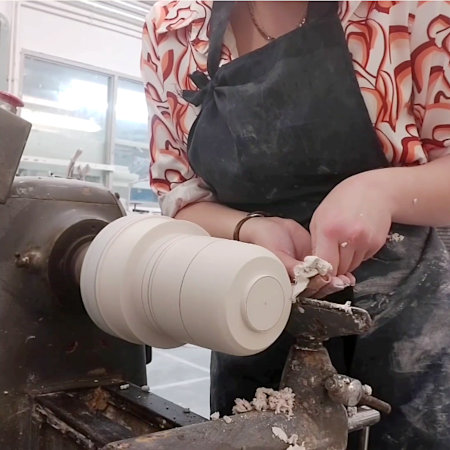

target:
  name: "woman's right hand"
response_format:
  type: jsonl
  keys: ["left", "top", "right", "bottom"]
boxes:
{"left": 239, "top": 216, "right": 355, "bottom": 298}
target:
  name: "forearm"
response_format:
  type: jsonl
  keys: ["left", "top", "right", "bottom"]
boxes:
{"left": 368, "top": 155, "right": 450, "bottom": 227}
{"left": 175, "top": 201, "right": 247, "bottom": 239}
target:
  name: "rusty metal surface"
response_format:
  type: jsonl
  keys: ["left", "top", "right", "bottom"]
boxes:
{"left": 31, "top": 385, "right": 207, "bottom": 450}
{"left": 104, "top": 411, "right": 313, "bottom": 450}
{"left": 0, "top": 178, "right": 146, "bottom": 449}
{"left": 32, "top": 405, "right": 96, "bottom": 450}
{"left": 287, "top": 297, "right": 372, "bottom": 342}
{"left": 36, "top": 392, "right": 134, "bottom": 446}
{"left": 9, "top": 176, "right": 120, "bottom": 204}
{"left": 105, "top": 347, "right": 348, "bottom": 450}
{"left": 280, "top": 345, "right": 348, "bottom": 450}
{"left": 0, "top": 109, "right": 32, "bottom": 203}
{"left": 105, "top": 384, "right": 207, "bottom": 429}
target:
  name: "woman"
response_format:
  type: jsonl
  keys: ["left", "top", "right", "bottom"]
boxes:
{"left": 141, "top": 1, "right": 450, "bottom": 448}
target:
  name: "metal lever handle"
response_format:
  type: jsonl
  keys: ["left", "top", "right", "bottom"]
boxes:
{"left": 324, "top": 374, "right": 392, "bottom": 415}
{"left": 358, "top": 393, "right": 391, "bottom": 415}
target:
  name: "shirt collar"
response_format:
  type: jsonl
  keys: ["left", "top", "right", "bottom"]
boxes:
{"left": 153, "top": 1, "right": 362, "bottom": 36}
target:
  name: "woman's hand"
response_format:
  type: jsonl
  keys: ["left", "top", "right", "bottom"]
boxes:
{"left": 239, "top": 216, "right": 312, "bottom": 276}
{"left": 176, "top": 201, "right": 357, "bottom": 297}
{"left": 239, "top": 216, "right": 355, "bottom": 298}
{"left": 310, "top": 171, "right": 394, "bottom": 276}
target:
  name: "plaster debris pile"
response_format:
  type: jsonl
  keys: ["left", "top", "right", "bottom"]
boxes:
{"left": 232, "top": 387, "right": 295, "bottom": 418}
{"left": 272, "top": 426, "right": 306, "bottom": 450}
{"left": 292, "top": 256, "right": 333, "bottom": 299}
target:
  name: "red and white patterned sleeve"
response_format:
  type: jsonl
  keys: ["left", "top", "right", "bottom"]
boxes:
{"left": 410, "top": 1, "right": 450, "bottom": 161}
{"left": 140, "top": 6, "right": 215, "bottom": 217}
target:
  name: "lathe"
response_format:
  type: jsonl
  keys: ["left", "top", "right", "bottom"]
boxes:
{"left": 0, "top": 107, "right": 390, "bottom": 449}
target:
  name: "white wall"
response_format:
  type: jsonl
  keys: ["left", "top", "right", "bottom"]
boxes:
{"left": 0, "top": 2, "right": 13, "bottom": 19}
{"left": 0, "top": 2, "right": 13, "bottom": 91}
{"left": 4, "top": 1, "right": 147, "bottom": 95}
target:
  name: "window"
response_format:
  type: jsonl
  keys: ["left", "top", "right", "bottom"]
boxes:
{"left": 112, "top": 78, "right": 157, "bottom": 207}
{"left": 20, "top": 55, "right": 110, "bottom": 184}
{"left": 19, "top": 54, "right": 156, "bottom": 210}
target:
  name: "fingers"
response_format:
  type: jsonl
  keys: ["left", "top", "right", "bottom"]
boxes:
{"left": 337, "top": 241, "right": 354, "bottom": 275}
{"left": 304, "top": 273, "right": 356, "bottom": 299}
{"left": 312, "top": 234, "right": 339, "bottom": 276}
{"left": 302, "top": 275, "right": 331, "bottom": 297}
{"left": 343, "top": 272, "right": 356, "bottom": 286}
{"left": 283, "top": 219, "right": 312, "bottom": 260}
{"left": 313, "top": 229, "right": 383, "bottom": 275}
{"left": 272, "top": 250, "right": 303, "bottom": 280}
{"left": 346, "top": 247, "right": 367, "bottom": 273}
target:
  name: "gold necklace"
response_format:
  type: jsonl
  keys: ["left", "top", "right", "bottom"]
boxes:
{"left": 247, "top": 2, "right": 307, "bottom": 42}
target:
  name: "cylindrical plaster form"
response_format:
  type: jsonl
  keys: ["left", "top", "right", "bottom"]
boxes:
{"left": 80, "top": 215, "right": 292, "bottom": 356}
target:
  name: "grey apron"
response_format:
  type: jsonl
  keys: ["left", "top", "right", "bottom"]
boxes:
{"left": 183, "top": 2, "right": 450, "bottom": 448}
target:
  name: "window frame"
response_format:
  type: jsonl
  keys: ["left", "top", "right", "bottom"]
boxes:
{"left": 18, "top": 49, "right": 146, "bottom": 191}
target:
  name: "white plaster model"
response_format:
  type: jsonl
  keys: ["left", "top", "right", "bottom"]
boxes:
{"left": 80, "top": 215, "right": 293, "bottom": 356}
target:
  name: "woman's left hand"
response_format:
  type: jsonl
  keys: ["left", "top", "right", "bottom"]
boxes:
{"left": 310, "top": 171, "right": 394, "bottom": 276}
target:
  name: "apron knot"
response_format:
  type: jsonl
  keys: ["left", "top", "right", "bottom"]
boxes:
{"left": 182, "top": 70, "right": 213, "bottom": 107}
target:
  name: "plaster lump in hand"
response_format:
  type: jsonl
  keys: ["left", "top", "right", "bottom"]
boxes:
{"left": 292, "top": 256, "right": 333, "bottom": 299}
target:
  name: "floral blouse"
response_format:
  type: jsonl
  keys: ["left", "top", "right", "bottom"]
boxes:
{"left": 141, "top": 1, "right": 450, "bottom": 217}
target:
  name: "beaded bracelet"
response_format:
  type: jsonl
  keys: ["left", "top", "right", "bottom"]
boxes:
{"left": 233, "top": 211, "right": 271, "bottom": 241}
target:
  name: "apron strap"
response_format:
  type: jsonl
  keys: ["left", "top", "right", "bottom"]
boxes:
{"left": 207, "top": 1, "right": 236, "bottom": 78}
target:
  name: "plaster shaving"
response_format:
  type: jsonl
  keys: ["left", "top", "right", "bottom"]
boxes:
{"left": 210, "top": 412, "right": 233, "bottom": 424}
{"left": 342, "top": 301, "right": 353, "bottom": 313}
{"left": 292, "top": 256, "right": 333, "bottom": 299}
{"left": 232, "top": 387, "right": 295, "bottom": 418}
{"left": 388, "top": 232, "right": 405, "bottom": 242}
{"left": 272, "top": 426, "right": 306, "bottom": 449}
